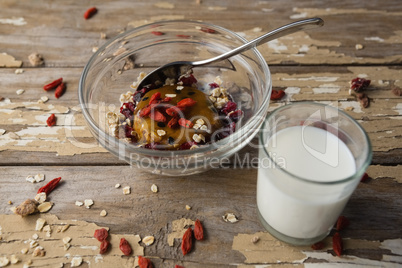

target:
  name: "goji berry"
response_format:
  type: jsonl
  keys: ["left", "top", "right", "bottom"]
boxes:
{"left": 119, "top": 238, "right": 132, "bottom": 256}
{"left": 99, "top": 240, "right": 110, "bottom": 254}
{"left": 149, "top": 92, "right": 161, "bottom": 104}
{"left": 200, "top": 27, "right": 216, "bottom": 34}
{"left": 94, "top": 228, "right": 109, "bottom": 242}
{"left": 350, "top": 77, "right": 371, "bottom": 92}
{"left": 336, "top": 216, "right": 350, "bottom": 231}
{"left": 270, "top": 89, "right": 285, "bottom": 100}
{"left": 177, "top": 98, "right": 197, "bottom": 108}
{"left": 55, "top": 82, "right": 66, "bottom": 99}
{"left": 311, "top": 241, "right": 325, "bottom": 250}
{"left": 360, "top": 172, "right": 369, "bottom": 182}
{"left": 194, "top": 219, "right": 204, "bottom": 241}
{"left": 178, "top": 118, "right": 193, "bottom": 128}
{"left": 332, "top": 232, "right": 343, "bottom": 256}
{"left": 166, "top": 106, "right": 183, "bottom": 117}
{"left": 43, "top": 78, "right": 63, "bottom": 91}
{"left": 37, "top": 177, "right": 61, "bottom": 195}
{"left": 151, "top": 31, "right": 164, "bottom": 36}
{"left": 84, "top": 7, "right": 97, "bottom": 20}
{"left": 168, "top": 117, "right": 179, "bottom": 128}
{"left": 46, "top": 114, "right": 56, "bottom": 127}
{"left": 181, "top": 228, "right": 193, "bottom": 255}
{"left": 175, "top": 265, "right": 184, "bottom": 268}
{"left": 138, "top": 256, "right": 153, "bottom": 268}
{"left": 140, "top": 106, "right": 152, "bottom": 117}
{"left": 150, "top": 109, "right": 166, "bottom": 122}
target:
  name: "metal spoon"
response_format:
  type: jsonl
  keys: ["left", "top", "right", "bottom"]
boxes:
{"left": 137, "top": 18, "right": 324, "bottom": 89}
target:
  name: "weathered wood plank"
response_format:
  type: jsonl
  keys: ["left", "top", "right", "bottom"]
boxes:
{"left": 1, "top": 0, "right": 402, "bottom": 67}
{"left": 0, "top": 165, "right": 400, "bottom": 265}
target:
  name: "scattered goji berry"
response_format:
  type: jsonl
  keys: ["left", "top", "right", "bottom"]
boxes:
{"left": 168, "top": 117, "right": 179, "bottom": 128}
{"left": 161, "top": 96, "right": 172, "bottom": 103}
{"left": 200, "top": 27, "right": 216, "bottom": 34}
{"left": 46, "top": 113, "right": 56, "bottom": 127}
{"left": 350, "top": 77, "right": 371, "bottom": 92}
{"left": 194, "top": 219, "right": 204, "bottom": 241}
{"left": 84, "top": 7, "right": 97, "bottom": 19}
{"left": 175, "top": 265, "right": 184, "bottom": 268}
{"left": 311, "top": 241, "right": 325, "bottom": 250}
{"left": 177, "top": 98, "right": 197, "bottom": 108}
{"left": 43, "top": 78, "right": 63, "bottom": 91}
{"left": 99, "top": 240, "right": 110, "bottom": 254}
{"left": 181, "top": 228, "right": 193, "bottom": 255}
{"left": 94, "top": 228, "right": 109, "bottom": 242}
{"left": 119, "top": 238, "right": 132, "bottom": 256}
{"left": 336, "top": 216, "right": 350, "bottom": 231}
{"left": 332, "top": 232, "right": 343, "bottom": 256}
{"left": 140, "top": 106, "right": 152, "bottom": 117}
{"left": 37, "top": 177, "right": 62, "bottom": 195}
{"left": 138, "top": 256, "right": 153, "bottom": 268}
{"left": 149, "top": 92, "right": 161, "bottom": 104}
{"left": 270, "top": 89, "right": 285, "bottom": 100}
{"left": 149, "top": 109, "right": 166, "bottom": 122}
{"left": 178, "top": 118, "right": 193, "bottom": 128}
{"left": 55, "top": 82, "right": 66, "bottom": 99}
{"left": 360, "top": 172, "right": 369, "bottom": 182}
{"left": 151, "top": 31, "right": 164, "bottom": 36}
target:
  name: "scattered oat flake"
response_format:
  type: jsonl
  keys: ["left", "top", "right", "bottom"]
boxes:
{"left": 100, "top": 209, "right": 107, "bottom": 217}
{"left": 115, "top": 183, "right": 121, "bottom": 188}
{"left": 355, "top": 44, "right": 364, "bottom": 50}
{"left": 176, "top": 85, "right": 184, "bottom": 90}
{"left": 64, "top": 243, "right": 71, "bottom": 251}
{"left": 35, "top": 192, "right": 47, "bottom": 203}
{"left": 252, "top": 27, "right": 262, "bottom": 32}
{"left": 75, "top": 201, "right": 84, "bottom": 207}
{"left": 223, "top": 212, "right": 238, "bottom": 223}
{"left": 100, "top": 32, "right": 107, "bottom": 39}
{"left": 32, "top": 233, "right": 39, "bottom": 240}
{"left": 40, "top": 96, "right": 49, "bottom": 103}
{"left": 38, "top": 202, "right": 53, "bottom": 213}
{"left": 345, "top": 106, "right": 354, "bottom": 111}
{"left": 34, "top": 173, "right": 45, "bottom": 182}
{"left": 142, "top": 235, "right": 155, "bottom": 246}
{"left": 16, "top": 89, "right": 25, "bottom": 95}
{"left": 0, "top": 129, "right": 5, "bottom": 135}
{"left": 10, "top": 255, "right": 19, "bottom": 264}
{"left": 0, "top": 257, "right": 10, "bottom": 267}
{"left": 71, "top": 256, "right": 82, "bottom": 267}
{"left": 251, "top": 236, "right": 260, "bottom": 243}
{"left": 165, "top": 93, "right": 177, "bottom": 98}
{"left": 35, "top": 218, "right": 46, "bottom": 231}
{"left": 157, "top": 129, "right": 166, "bottom": 136}
{"left": 123, "top": 186, "right": 131, "bottom": 195}
{"left": 113, "top": 47, "right": 127, "bottom": 56}
{"left": 32, "top": 246, "right": 45, "bottom": 257}
{"left": 21, "top": 248, "right": 29, "bottom": 254}
{"left": 185, "top": 205, "right": 191, "bottom": 210}
{"left": 58, "top": 224, "right": 70, "bottom": 233}
{"left": 84, "top": 199, "right": 94, "bottom": 208}
{"left": 15, "top": 68, "right": 24, "bottom": 74}
{"left": 63, "top": 237, "right": 72, "bottom": 244}
{"left": 92, "top": 47, "right": 98, "bottom": 53}
{"left": 26, "top": 175, "right": 35, "bottom": 183}
{"left": 151, "top": 184, "right": 158, "bottom": 193}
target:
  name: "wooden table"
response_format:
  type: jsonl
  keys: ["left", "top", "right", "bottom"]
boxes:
{"left": 0, "top": 1, "right": 401, "bottom": 267}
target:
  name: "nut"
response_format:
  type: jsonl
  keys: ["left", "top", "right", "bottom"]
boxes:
{"left": 251, "top": 236, "right": 260, "bottom": 243}
{"left": 28, "top": 53, "right": 44, "bottom": 66}
{"left": 15, "top": 199, "right": 39, "bottom": 216}
{"left": 142, "top": 236, "right": 155, "bottom": 246}
{"left": 37, "top": 202, "right": 53, "bottom": 213}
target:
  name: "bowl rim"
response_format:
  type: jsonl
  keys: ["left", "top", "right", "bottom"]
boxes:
{"left": 78, "top": 19, "right": 271, "bottom": 158}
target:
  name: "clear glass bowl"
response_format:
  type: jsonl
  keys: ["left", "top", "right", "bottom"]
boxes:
{"left": 79, "top": 20, "right": 272, "bottom": 176}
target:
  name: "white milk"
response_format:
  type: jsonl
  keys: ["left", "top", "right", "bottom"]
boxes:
{"left": 257, "top": 126, "right": 356, "bottom": 239}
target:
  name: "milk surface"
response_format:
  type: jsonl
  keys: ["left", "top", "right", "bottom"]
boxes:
{"left": 257, "top": 126, "right": 356, "bottom": 239}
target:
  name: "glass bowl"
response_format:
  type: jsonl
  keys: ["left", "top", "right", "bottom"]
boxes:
{"left": 79, "top": 20, "right": 272, "bottom": 176}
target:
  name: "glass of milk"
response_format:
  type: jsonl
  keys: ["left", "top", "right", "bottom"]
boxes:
{"left": 257, "top": 102, "right": 372, "bottom": 245}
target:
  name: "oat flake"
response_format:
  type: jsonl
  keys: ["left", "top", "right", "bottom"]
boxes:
{"left": 142, "top": 235, "right": 155, "bottom": 246}
{"left": 151, "top": 184, "right": 158, "bottom": 193}
{"left": 223, "top": 212, "right": 239, "bottom": 223}
{"left": 123, "top": 186, "right": 131, "bottom": 195}
{"left": 16, "top": 89, "right": 25, "bottom": 95}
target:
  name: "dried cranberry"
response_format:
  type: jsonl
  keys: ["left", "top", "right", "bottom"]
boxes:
{"left": 144, "top": 142, "right": 160, "bottom": 150}
{"left": 350, "top": 77, "right": 371, "bottom": 92}
{"left": 179, "top": 141, "right": 198, "bottom": 150}
{"left": 124, "top": 125, "right": 137, "bottom": 142}
{"left": 126, "top": 102, "right": 136, "bottom": 112}
{"left": 216, "top": 122, "right": 236, "bottom": 140}
{"left": 221, "top": 101, "right": 237, "bottom": 115}
{"left": 179, "top": 74, "right": 197, "bottom": 86}
{"left": 209, "top": 82, "right": 220, "bottom": 89}
{"left": 228, "top": 109, "right": 243, "bottom": 122}
{"left": 120, "top": 108, "right": 133, "bottom": 119}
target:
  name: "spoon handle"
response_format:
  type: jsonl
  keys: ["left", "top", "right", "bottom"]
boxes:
{"left": 192, "top": 18, "right": 324, "bottom": 67}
